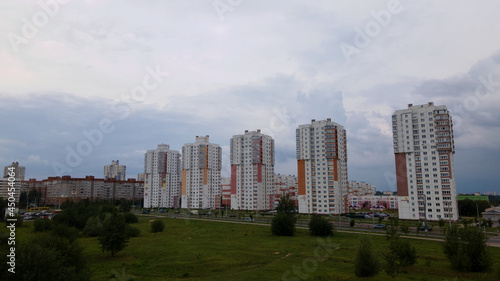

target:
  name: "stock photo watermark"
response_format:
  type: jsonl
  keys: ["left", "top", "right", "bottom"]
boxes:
{"left": 6, "top": 166, "right": 18, "bottom": 274}
{"left": 51, "top": 65, "right": 169, "bottom": 175}
{"left": 340, "top": 0, "right": 403, "bottom": 63}
{"left": 281, "top": 237, "right": 339, "bottom": 281}
{"left": 212, "top": 0, "right": 244, "bottom": 21}
{"left": 7, "top": 0, "right": 71, "bottom": 54}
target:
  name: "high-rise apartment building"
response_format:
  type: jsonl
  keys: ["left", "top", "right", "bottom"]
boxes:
{"left": 104, "top": 160, "right": 126, "bottom": 180}
{"left": 181, "top": 136, "right": 222, "bottom": 209}
{"left": 144, "top": 144, "right": 181, "bottom": 208}
{"left": 230, "top": 130, "right": 275, "bottom": 210}
{"left": 0, "top": 162, "right": 26, "bottom": 202}
{"left": 392, "top": 102, "right": 458, "bottom": 221}
{"left": 296, "top": 119, "right": 348, "bottom": 215}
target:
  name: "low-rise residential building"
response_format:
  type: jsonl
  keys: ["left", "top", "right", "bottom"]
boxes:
{"left": 21, "top": 176, "right": 144, "bottom": 206}
{"left": 348, "top": 181, "right": 376, "bottom": 197}
{"left": 349, "top": 195, "right": 398, "bottom": 210}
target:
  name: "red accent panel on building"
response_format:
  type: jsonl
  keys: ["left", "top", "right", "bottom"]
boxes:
{"left": 395, "top": 153, "right": 408, "bottom": 196}
{"left": 231, "top": 165, "right": 237, "bottom": 194}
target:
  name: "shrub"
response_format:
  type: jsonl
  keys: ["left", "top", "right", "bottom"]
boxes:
{"left": 123, "top": 212, "right": 138, "bottom": 224}
{"left": 34, "top": 219, "right": 53, "bottom": 233}
{"left": 125, "top": 225, "right": 141, "bottom": 238}
{"left": 151, "top": 219, "right": 165, "bottom": 233}
{"left": 52, "top": 223, "right": 80, "bottom": 243}
{"left": 308, "top": 215, "right": 333, "bottom": 237}
{"left": 271, "top": 213, "right": 296, "bottom": 236}
{"left": 83, "top": 216, "right": 103, "bottom": 237}
{"left": 354, "top": 236, "right": 380, "bottom": 277}
{"left": 350, "top": 219, "right": 355, "bottom": 227}
{"left": 443, "top": 225, "right": 491, "bottom": 272}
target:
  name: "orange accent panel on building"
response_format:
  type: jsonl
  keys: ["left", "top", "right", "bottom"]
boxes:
{"left": 298, "top": 160, "right": 306, "bottom": 196}
{"left": 395, "top": 153, "right": 408, "bottom": 196}
{"left": 181, "top": 169, "right": 187, "bottom": 195}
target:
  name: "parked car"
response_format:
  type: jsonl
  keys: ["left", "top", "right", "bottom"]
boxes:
{"left": 229, "top": 214, "right": 236, "bottom": 217}
{"left": 244, "top": 217, "right": 254, "bottom": 222}
{"left": 373, "top": 224, "right": 386, "bottom": 229}
{"left": 419, "top": 225, "right": 432, "bottom": 231}
{"left": 364, "top": 215, "right": 372, "bottom": 219}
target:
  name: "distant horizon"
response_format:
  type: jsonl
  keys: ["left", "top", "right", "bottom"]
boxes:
{"left": 1, "top": 1, "right": 499, "bottom": 195}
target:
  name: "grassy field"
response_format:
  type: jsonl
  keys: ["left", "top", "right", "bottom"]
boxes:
{"left": 5, "top": 217, "right": 500, "bottom": 281}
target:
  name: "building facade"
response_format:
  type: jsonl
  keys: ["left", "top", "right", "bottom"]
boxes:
{"left": 221, "top": 177, "right": 231, "bottom": 208}
{"left": 348, "top": 181, "right": 376, "bottom": 197}
{"left": 181, "top": 136, "right": 222, "bottom": 209}
{"left": 22, "top": 176, "right": 144, "bottom": 206}
{"left": 296, "top": 119, "right": 348, "bottom": 215}
{"left": 104, "top": 160, "right": 126, "bottom": 180}
{"left": 349, "top": 195, "right": 398, "bottom": 210}
{"left": 230, "top": 130, "right": 275, "bottom": 210}
{"left": 144, "top": 144, "right": 181, "bottom": 208}
{"left": 272, "top": 174, "right": 298, "bottom": 210}
{"left": 0, "top": 162, "right": 26, "bottom": 202}
{"left": 392, "top": 102, "right": 458, "bottom": 221}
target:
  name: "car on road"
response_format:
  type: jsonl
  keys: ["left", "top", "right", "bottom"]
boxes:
{"left": 373, "top": 224, "right": 386, "bottom": 229}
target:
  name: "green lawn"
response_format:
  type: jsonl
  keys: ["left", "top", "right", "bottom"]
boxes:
{"left": 5, "top": 218, "right": 500, "bottom": 281}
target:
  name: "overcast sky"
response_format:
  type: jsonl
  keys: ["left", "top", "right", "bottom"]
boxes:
{"left": 1, "top": 0, "right": 499, "bottom": 194}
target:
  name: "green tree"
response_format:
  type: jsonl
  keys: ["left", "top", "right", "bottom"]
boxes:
{"left": 271, "top": 193, "right": 297, "bottom": 236}
{"left": 123, "top": 212, "right": 138, "bottom": 224}
{"left": 83, "top": 216, "right": 103, "bottom": 237}
{"left": 14, "top": 233, "right": 90, "bottom": 281}
{"left": 98, "top": 213, "right": 129, "bottom": 257}
{"left": 354, "top": 236, "right": 380, "bottom": 277}
{"left": 19, "top": 192, "right": 28, "bottom": 209}
{"left": 151, "top": 219, "right": 165, "bottom": 233}
{"left": 443, "top": 224, "right": 491, "bottom": 272}
{"left": 384, "top": 218, "right": 417, "bottom": 277}
{"left": 308, "top": 215, "right": 333, "bottom": 236}
{"left": 28, "top": 189, "right": 42, "bottom": 206}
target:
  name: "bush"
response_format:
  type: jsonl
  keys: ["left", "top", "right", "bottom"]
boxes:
{"left": 52, "top": 223, "right": 80, "bottom": 243}
{"left": 83, "top": 216, "right": 103, "bottom": 237}
{"left": 34, "top": 219, "right": 53, "bottom": 233}
{"left": 123, "top": 212, "right": 138, "bottom": 224}
{"left": 308, "top": 215, "right": 333, "bottom": 237}
{"left": 350, "top": 219, "right": 355, "bottom": 227}
{"left": 354, "top": 236, "right": 380, "bottom": 277}
{"left": 443, "top": 225, "right": 491, "bottom": 272}
{"left": 16, "top": 233, "right": 90, "bottom": 281}
{"left": 151, "top": 219, "right": 165, "bottom": 233}
{"left": 125, "top": 225, "right": 141, "bottom": 238}
{"left": 271, "top": 213, "right": 297, "bottom": 236}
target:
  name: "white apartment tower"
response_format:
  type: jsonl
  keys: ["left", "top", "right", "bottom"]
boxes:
{"left": 392, "top": 102, "right": 458, "bottom": 221}
{"left": 104, "top": 160, "right": 126, "bottom": 180}
{"left": 181, "top": 136, "right": 222, "bottom": 209}
{"left": 230, "top": 130, "right": 275, "bottom": 210}
{"left": 144, "top": 144, "right": 181, "bottom": 208}
{"left": 296, "top": 119, "right": 348, "bottom": 215}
